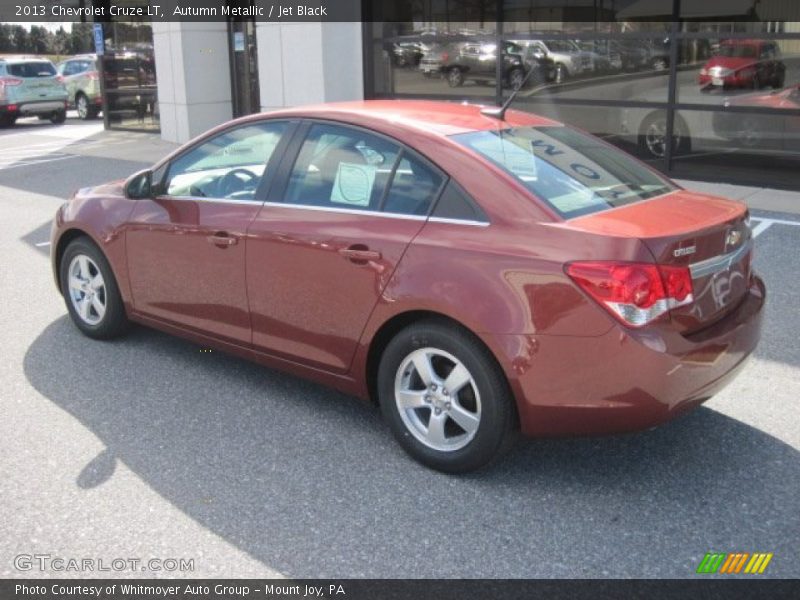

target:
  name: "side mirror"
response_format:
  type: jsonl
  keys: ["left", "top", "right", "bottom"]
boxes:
{"left": 125, "top": 169, "right": 152, "bottom": 199}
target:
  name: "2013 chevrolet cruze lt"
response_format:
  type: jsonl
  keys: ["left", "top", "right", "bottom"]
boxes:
{"left": 51, "top": 100, "right": 764, "bottom": 472}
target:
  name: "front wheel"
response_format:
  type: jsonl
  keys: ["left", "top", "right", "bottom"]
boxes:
{"left": 447, "top": 67, "right": 464, "bottom": 87}
{"left": 59, "top": 237, "right": 129, "bottom": 339}
{"left": 378, "top": 321, "right": 517, "bottom": 473}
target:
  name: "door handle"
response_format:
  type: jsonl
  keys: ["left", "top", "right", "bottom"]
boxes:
{"left": 206, "top": 232, "right": 238, "bottom": 247}
{"left": 339, "top": 245, "right": 381, "bottom": 263}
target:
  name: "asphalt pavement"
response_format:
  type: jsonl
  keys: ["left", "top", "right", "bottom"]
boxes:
{"left": 1, "top": 116, "right": 799, "bottom": 579}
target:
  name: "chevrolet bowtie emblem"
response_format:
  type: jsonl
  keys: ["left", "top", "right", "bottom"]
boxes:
{"left": 726, "top": 230, "right": 742, "bottom": 247}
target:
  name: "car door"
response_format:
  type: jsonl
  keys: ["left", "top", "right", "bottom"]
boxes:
{"left": 126, "top": 120, "right": 292, "bottom": 344}
{"left": 246, "top": 121, "right": 445, "bottom": 372}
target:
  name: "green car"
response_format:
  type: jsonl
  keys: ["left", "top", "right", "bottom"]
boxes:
{"left": 57, "top": 54, "right": 102, "bottom": 120}
{"left": 0, "top": 57, "right": 68, "bottom": 127}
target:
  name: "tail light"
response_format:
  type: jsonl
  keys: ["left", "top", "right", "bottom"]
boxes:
{"left": 56, "top": 74, "right": 65, "bottom": 83}
{"left": 0, "top": 77, "right": 23, "bottom": 87}
{"left": 441, "top": 52, "right": 449, "bottom": 62}
{"left": 87, "top": 71, "right": 100, "bottom": 81}
{"left": 566, "top": 261, "right": 694, "bottom": 328}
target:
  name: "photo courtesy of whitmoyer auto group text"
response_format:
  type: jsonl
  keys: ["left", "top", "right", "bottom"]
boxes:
{"left": 0, "top": 0, "right": 798, "bottom": 598}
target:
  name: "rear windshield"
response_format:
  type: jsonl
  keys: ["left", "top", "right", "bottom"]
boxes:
{"left": 452, "top": 125, "right": 676, "bottom": 218}
{"left": 7, "top": 62, "right": 56, "bottom": 78}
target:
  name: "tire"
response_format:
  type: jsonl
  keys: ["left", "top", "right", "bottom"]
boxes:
{"left": 50, "top": 109, "right": 66, "bottom": 125}
{"left": 508, "top": 67, "right": 525, "bottom": 90}
{"left": 377, "top": 320, "right": 517, "bottom": 473}
{"left": 771, "top": 72, "right": 784, "bottom": 89}
{"left": 638, "top": 112, "right": 691, "bottom": 159}
{"left": 447, "top": 67, "right": 464, "bottom": 88}
{"left": 59, "top": 237, "right": 129, "bottom": 340}
{"left": 0, "top": 114, "right": 17, "bottom": 127}
{"left": 76, "top": 93, "right": 98, "bottom": 120}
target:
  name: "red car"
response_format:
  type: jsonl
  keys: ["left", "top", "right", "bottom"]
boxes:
{"left": 698, "top": 39, "right": 785, "bottom": 89}
{"left": 51, "top": 100, "right": 764, "bottom": 472}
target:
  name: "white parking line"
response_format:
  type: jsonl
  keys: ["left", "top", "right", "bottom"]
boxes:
{"left": 35, "top": 241, "right": 51, "bottom": 247}
{"left": 751, "top": 217, "right": 800, "bottom": 238}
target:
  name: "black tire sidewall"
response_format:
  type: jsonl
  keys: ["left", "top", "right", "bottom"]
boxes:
{"left": 59, "top": 237, "right": 128, "bottom": 339}
{"left": 377, "top": 321, "right": 515, "bottom": 473}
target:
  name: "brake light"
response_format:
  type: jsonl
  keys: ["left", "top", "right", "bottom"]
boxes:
{"left": 56, "top": 74, "right": 65, "bottom": 83}
{"left": 441, "top": 52, "right": 449, "bottom": 62}
{"left": 0, "top": 77, "right": 23, "bottom": 87}
{"left": 566, "top": 261, "right": 694, "bottom": 328}
{"left": 87, "top": 71, "right": 99, "bottom": 81}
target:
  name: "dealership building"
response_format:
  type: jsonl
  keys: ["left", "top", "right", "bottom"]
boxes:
{"left": 84, "top": 0, "right": 800, "bottom": 187}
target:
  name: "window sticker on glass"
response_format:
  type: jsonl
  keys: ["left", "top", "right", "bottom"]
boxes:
{"left": 331, "top": 162, "right": 377, "bottom": 207}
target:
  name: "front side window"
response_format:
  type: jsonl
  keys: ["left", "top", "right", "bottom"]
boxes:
{"left": 452, "top": 126, "right": 676, "bottom": 219}
{"left": 164, "top": 121, "right": 287, "bottom": 200}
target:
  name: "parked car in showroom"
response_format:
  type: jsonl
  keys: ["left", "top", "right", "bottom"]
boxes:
{"left": 698, "top": 39, "right": 785, "bottom": 90}
{"left": 0, "top": 56, "right": 68, "bottom": 126}
{"left": 435, "top": 41, "right": 531, "bottom": 89}
{"left": 513, "top": 39, "right": 591, "bottom": 83}
{"left": 713, "top": 84, "right": 800, "bottom": 153}
{"left": 57, "top": 54, "right": 102, "bottom": 120}
{"left": 51, "top": 100, "right": 764, "bottom": 472}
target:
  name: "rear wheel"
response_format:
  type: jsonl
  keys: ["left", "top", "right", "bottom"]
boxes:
{"left": 76, "top": 93, "right": 98, "bottom": 120}
{"left": 554, "top": 63, "right": 568, "bottom": 83}
{"left": 639, "top": 112, "right": 691, "bottom": 159}
{"left": 50, "top": 109, "right": 66, "bottom": 125}
{"left": 447, "top": 67, "right": 464, "bottom": 87}
{"left": 0, "top": 114, "right": 17, "bottom": 127}
{"left": 378, "top": 320, "right": 517, "bottom": 473}
{"left": 59, "top": 237, "right": 129, "bottom": 340}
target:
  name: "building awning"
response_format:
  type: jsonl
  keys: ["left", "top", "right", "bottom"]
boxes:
{"left": 617, "top": 0, "right": 755, "bottom": 20}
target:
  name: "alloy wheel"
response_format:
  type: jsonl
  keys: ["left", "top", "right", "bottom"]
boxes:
{"left": 77, "top": 95, "right": 88, "bottom": 119}
{"left": 67, "top": 254, "right": 107, "bottom": 325}
{"left": 645, "top": 119, "right": 678, "bottom": 158}
{"left": 394, "top": 347, "right": 482, "bottom": 452}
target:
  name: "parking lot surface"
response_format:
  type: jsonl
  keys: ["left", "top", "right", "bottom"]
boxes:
{"left": 1, "top": 118, "right": 799, "bottom": 578}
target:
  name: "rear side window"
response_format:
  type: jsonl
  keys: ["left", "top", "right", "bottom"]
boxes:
{"left": 452, "top": 125, "right": 676, "bottom": 219}
{"left": 7, "top": 62, "right": 56, "bottom": 78}
{"left": 284, "top": 123, "right": 401, "bottom": 211}
{"left": 431, "top": 180, "right": 488, "bottom": 222}
{"left": 382, "top": 153, "right": 444, "bottom": 216}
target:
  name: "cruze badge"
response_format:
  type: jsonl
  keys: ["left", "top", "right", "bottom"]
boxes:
{"left": 726, "top": 230, "right": 742, "bottom": 248}
{"left": 673, "top": 245, "right": 696, "bottom": 258}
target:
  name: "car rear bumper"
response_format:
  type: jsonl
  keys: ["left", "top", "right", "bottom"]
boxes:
{"left": 2, "top": 100, "right": 66, "bottom": 117}
{"left": 490, "top": 273, "right": 765, "bottom": 437}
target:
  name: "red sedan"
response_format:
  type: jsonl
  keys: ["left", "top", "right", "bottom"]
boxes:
{"left": 698, "top": 39, "right": 785, "bottom": 89}
{"left": 51, "top": 100, "right": 764, "bottom": 472}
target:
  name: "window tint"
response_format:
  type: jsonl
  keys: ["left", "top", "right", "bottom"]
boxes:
{"left": 7, "top": 62, "right": 56, "bottom": 78}
{"left": 382, "top": 153, "right": 444, "bottom": 216}
{"left": 431, "top": 180, "right": 488, "bottom": 222}
{"left": 284, "top": 123, "right": 400, "bottom": 211}
{"left": 165, "top": 121, "right": 286, "bottom": 200}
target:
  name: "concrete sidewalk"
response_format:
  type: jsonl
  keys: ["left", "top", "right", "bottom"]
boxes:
{"left": 676, "top": 179, "right": 800, "bottom": 216}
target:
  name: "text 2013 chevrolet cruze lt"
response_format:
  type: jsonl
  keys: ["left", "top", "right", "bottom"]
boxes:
{"left": 51, "top": 100, "right": 764, "bottom": 472}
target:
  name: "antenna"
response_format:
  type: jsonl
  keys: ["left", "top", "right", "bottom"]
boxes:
{"left": 481, "top": 64, "right": 537, "bottom": 121}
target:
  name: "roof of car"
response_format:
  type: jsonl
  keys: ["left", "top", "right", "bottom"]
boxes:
{"left": 0, "top": 56, "right": 53, "bottom": 63}
{"left": 264, "top": 100, "right": 560, "bottom": 136}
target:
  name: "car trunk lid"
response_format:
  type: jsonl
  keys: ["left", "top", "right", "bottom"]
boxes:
{"left": 565, "top": 189, "right": 752, "bottom": 333}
